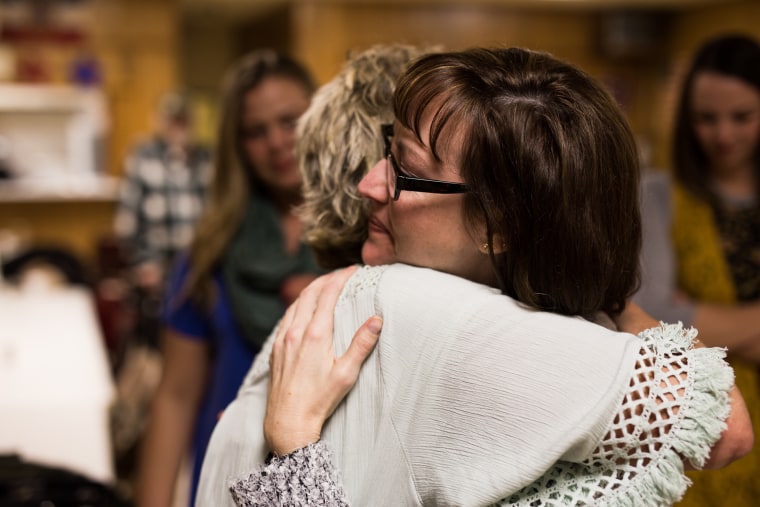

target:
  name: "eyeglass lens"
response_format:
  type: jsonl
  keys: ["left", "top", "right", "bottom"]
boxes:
{"left": 383, "top": 124, "right": 400, "bottom": 200}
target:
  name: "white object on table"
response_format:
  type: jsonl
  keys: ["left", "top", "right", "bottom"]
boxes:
{"left": 0, "top": 282, "right": 116, "bottom": 484}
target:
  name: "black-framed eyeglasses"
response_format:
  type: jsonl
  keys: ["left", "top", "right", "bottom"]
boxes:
{"left": 382, "top": 124, "right": 469, "bottom": 201}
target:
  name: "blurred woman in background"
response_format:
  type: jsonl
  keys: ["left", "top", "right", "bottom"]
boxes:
{"left": 136, "top": 50, "right": 322, "bottom": 507}
{"left": 634, "top": 33, "right": 760, "bottom": 506}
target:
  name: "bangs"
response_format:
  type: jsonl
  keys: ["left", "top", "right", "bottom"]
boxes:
{"left": 394, "top": 56, "right": 474, "bottom": 162}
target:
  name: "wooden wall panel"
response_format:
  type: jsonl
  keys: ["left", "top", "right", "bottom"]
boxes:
{"left": 289, "top": 1, "right": 663, "bottom": 166}
{"left": 291, "top": 3, "right": 602, "bottom": 84}
{"left": 0, "top": 200, "right": 116, "bottom": 268}
{"left": 291, "top": 3, "right": 353, "bottom": 85}
{"left": 290, "top": 0, "right": 760, "bottom": 176}
{"left": 90, "top": 0, "right": 180, "bottom": 176}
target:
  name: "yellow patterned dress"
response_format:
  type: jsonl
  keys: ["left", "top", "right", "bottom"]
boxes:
{"left": 672, "top": 184, "right": 760, "bottom": 507}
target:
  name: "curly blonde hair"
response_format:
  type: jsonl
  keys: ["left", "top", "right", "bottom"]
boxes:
{"left": 295, "top": 44, "right": 433, "bottom": 269}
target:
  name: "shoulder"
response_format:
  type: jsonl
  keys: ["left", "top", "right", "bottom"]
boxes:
{"left": 163, "top": 254, "right": 215, "bottom": 318}
{"left": 369, "top": 262, "right": 642, "bottom": 398}
{"left": 130, "top": 138, "right": 165, "bottom": 159}
{"left": 337, "top": 264, "right": 392, "bottom": 305}
{"left": 363, "top": 266, "right": 644, "bottom": 503}
{"left": 166, "top": 253, "right": 191, "bottom": 288}
{"left": 339, "top": 263, "right": 642, "bottom": 382}
{"left": 375, "top": 263, "right": 501, "bottom": 304}
{"left": 375, "top": 263, "right": 629, "bottom": 341}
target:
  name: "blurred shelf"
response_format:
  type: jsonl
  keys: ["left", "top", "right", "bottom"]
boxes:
{"left": 0, "top": 175, "right": 118, "bottom": 203}
{"left": 0, "top": 84, "right": 93, "bottom": 112}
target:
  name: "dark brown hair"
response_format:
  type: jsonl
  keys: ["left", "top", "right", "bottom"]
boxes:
{"left": 673, "top": 34, "right": 760, "bottom": 205}
{"left": 394, "top": 47, "right": 641, "bottom": 317}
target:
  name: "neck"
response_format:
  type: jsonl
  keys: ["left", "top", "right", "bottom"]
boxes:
{"left": 711, "top": 162, "right": 757, "bottom": 200}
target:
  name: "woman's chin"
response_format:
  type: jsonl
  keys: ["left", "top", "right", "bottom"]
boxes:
{"left": 361, "top": 242, "right": 395, "bottom": 267}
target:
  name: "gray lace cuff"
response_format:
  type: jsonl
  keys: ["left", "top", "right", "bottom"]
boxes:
{"left": 228, "top": 440, "right": 350, "bottom": 506}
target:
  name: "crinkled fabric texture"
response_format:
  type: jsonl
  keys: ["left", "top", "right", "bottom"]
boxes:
{"left": 229, "top": 441, "right": 348, "bottom": 507}
{"left": 197, "top": 265, "right": 734, "bottom": 507}
{"left": 499, "top": 323, "right": 733, "bottom": 506}
{"left": 227, "top": 323, "right": 733, "bottom": 507}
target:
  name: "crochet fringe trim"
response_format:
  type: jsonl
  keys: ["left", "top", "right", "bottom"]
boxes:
{"left": 604, "top": 323, "right": 734, "bottom": 507}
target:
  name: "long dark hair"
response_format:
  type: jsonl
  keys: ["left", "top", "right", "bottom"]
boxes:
{"left": 394, "top": 47, "right": 641, "bottom": 317}
{"left": 673, "top": 34, "right": 760, "bottom": 205}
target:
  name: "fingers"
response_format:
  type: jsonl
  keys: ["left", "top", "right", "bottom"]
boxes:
{"left": 343, "top": 316, "right": 382, "bottom": 366}
{"left": 288, "top": 266, "right": 358, "bottom": 343}
{"left": 270, "top": 301, "right": 299, "bottom": 376}
{"left": 271, "top": 271, "right": 332, "bottom": 367}
{"left": 271, "top": 266, "right": 359, "bottom": 385}
{"left": 263, "top": 268, "right": 380, "bottom": 456}
{"left": 303, "top": 266, "right": 359, "bottom": 347}
{"left": 335, "top": 316, "right": 383, "bottom": 390}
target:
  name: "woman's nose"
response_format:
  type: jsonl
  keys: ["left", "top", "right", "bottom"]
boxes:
{"left": 268, "top": 125, "right": 293, "bottom": 152}
{"left": 714, "top": 121, "right": 735, "bottom": 144}
{"left": 357, "top": 159, "right": 389, "bottom": 203}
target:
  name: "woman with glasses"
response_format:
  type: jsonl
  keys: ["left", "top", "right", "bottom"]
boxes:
{"left": 196, "top": 46, "right": 752, "bottom": 507}
{"left": 135, "top": 50, "right": 324, "bottom": 507}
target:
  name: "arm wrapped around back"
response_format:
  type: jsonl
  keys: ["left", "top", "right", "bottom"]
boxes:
{"left": 205, "top": 265, "right": 736, "bottom": 507}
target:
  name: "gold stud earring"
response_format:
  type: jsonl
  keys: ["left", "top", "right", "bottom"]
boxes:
{"left": 480, "top": 242, "right": 490, "bottom": 253}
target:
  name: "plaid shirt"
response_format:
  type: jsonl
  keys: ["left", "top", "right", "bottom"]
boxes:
{"left": 114, "top": 137, "right": 212, "bottom": 270}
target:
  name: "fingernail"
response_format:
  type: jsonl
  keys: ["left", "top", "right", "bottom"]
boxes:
{"left": 368, "top": 316, "right": 383, "bottom": 335}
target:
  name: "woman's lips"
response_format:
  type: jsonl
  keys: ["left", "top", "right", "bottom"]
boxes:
{"left": 273, "top": 156, "right": 297, "bottom": 173}
{"left": 368, "top": 216, "right": 389, "bottom": 235}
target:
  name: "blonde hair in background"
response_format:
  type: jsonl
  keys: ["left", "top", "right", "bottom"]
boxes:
{"left": 296, "top": 43, "right": 435, "bottom": 269}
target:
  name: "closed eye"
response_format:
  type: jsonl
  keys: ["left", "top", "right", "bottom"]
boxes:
{"left": 732, "top": 111, "right": 757, "bottom": 124}
{"left": 390, "top": 152, "right": 421, "bottom": 179}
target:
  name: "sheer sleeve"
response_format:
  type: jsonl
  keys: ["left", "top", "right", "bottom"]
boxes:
{"left": 498, "top": 322, "right": 734, "bottom": 506}
{"left": 228, "top": 441, "right": 349, "bottom": 507}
